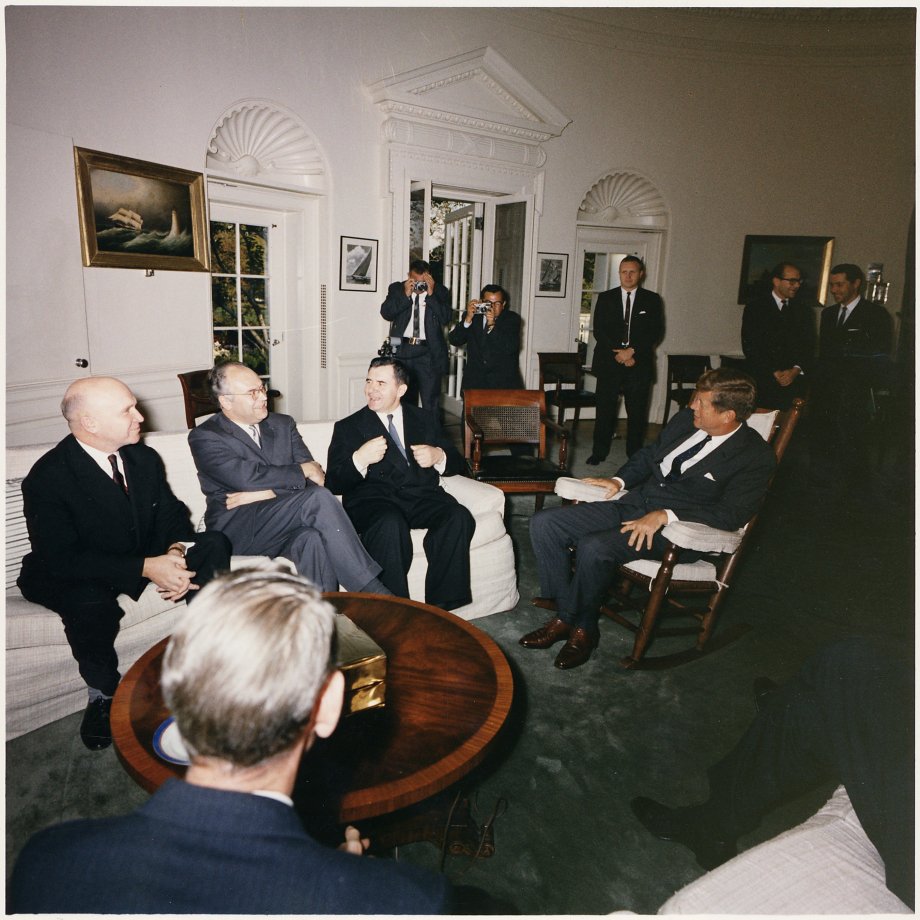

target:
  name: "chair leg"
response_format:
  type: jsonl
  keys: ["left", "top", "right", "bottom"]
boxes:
{"left": 534, "top": 494, "right": 546, "bottom": 512}
{"left": 620, "top": 544, "right": 680, "bottom": 668}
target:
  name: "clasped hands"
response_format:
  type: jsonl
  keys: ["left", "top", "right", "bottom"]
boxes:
{"left": 773, "top": 367, "right": 801, "bottom": 387}
{"left": 143, "top": 549, "right": 197, "bottom": 602}
{"left": 353, "top": 435, "right": 444, "bottom": 469}
{"left": 613, "top": 347, "right": 636, "bottom": 367}
{"left": 582, "top": 477, "right": 668, "bottom": 551}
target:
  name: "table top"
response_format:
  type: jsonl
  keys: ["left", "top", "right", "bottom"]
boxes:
{"left": 111, "top": 593, "right": 514, "bottom": 823}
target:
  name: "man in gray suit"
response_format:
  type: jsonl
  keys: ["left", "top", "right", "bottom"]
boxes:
{"left": 188, "top": 362, "right": 389, "bottom": 594}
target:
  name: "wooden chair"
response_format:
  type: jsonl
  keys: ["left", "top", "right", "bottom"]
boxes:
{"left": 662, "top": 354, "right": 712, "bottom": 424}
{"left": 598, "top": 398, "right": 806, "bottom": 669}
{"left": 463, "top": 389, "right": 570, "bottom": 512}
{"left": 538, "top": 351, "right": 597, "bottom": 431}
{"left": 178, "top": 369, "right": 281, "bottom": 428}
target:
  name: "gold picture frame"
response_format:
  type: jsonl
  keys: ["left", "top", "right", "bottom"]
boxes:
{"left": 74, "top": 146, "right": 210, "bottom": 271}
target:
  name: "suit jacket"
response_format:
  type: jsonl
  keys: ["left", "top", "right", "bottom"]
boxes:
{"left": 819, "top": 297, "right": 893, "bottom": 364}
{"left": 614, "top": 408, "right": 776, "bottom": 532}
{"left": 9, "top": 779, "right": 449, "bottom": 914}
{"left": 17, "top": 435, "right": 196, "bottom": 600}
{"left": 381, "top": 281, "right": 452, "bottom": 374}
{"left": 325, "top": 403, "right": 464, "bottom": 521}
{"left": 447, "top": 308, "right": 523, "bottom": 390}
{"left": 188, "top": 412, "right": 315, "bottom": 540}
{"left": 591, "top": 286, "right": 664, "bottom": 379}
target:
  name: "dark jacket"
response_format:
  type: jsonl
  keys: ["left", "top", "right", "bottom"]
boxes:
{"left": 381, "top": 281, "right": 452, "bottom": 374}
{"left": 448, "top": 309, "right": 523, "bottom": 390}
{"left": 591, "top": 286, "right": 664, "bottom": 379}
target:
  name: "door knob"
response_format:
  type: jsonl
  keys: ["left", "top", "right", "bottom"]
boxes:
{"left": 75, "top": 358, "right": 89, "bottom": 368}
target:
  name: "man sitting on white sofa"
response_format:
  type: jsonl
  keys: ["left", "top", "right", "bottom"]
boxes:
{"left": 17, "top": 377, "right": 231, "bottom": 750}
{"left": 631, "top": 638, "right": 914, "bottom": 910}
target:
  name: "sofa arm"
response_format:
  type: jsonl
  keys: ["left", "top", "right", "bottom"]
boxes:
{"left": 440, "top": 475, "right": 506, "bottom": 517}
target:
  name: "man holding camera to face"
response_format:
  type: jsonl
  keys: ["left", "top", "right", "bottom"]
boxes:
{"left": 448, "top": 284, "right": 523, "bottom": 393}
{"left": 380, "top": 259, "right": 452, "bottom": 418}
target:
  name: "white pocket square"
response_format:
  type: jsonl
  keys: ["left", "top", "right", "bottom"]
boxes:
{"left": 704, "top": 472, "right": 716, "bottom": 481}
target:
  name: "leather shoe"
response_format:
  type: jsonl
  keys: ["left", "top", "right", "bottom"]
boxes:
{"left": 520, "top": 618, "right": 571, "bottom": 649}
{"left": 753, "top": 676, "right": 779, "bottom": 712}
{"left": 80, "top": 697, "right": 113, "bottom": 751}
{"left": 531, "top": 596, "right": 558, "bottom": 612}
{"left": 630, "top": 796, "right": 737, "bottom": 870}
{"left": 553, "top": 627, "right": 598, "bottom": 669}
{"left": 585, "top": 455, "right": 604, "bottom": 466}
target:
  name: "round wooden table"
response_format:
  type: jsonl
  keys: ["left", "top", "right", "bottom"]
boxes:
{"left": 111, "top": 593, "right": 514, "bottom": 826}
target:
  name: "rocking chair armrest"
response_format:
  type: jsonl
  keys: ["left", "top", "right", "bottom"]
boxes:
{"left": 661, "top": 520, "right": 745, "bottom": 554}
{"left": 466, "top": 417, "right": 485, "bottom": 439}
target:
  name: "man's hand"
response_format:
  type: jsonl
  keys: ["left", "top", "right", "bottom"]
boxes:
{"left": 463, "top": 298, "right": 480, "bottom": 323}
{"left": 620, "top": 509, "right": 669, "bottom": 551}
{"left": 338, "top": 825, "right": 370, "bottom": 856}
{"left": 300, "top": 460, "right": 325, "bottom": 487}
{"left": 354, "top": 436, "right": 388, "bottom": 469}
{"left": 614, "top": 347, "right": 636, "bottom": 366}
{"left": 410, "top": 444, "right": 445, "bottom": 468}
{"left": 226, "top": 489, "right": 276, "bottom": 510}
{"left": 143, "top": 554, "right": 198, "bottom": 602}
{"left": 773, "top": 367, "right": 801, "bottom": 387}
{"left": 583, "top": 477, "right": 622, "bottom": 499}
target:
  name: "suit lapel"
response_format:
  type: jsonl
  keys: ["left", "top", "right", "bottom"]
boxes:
{"left": 65, "top": 437, "right": 136, "bottom": 536}
{"left": 216, "top": 412, "right": 264, "bottom": 456}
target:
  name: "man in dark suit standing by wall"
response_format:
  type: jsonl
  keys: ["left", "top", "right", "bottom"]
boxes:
{"left": 188, "top": 362, "right": 389, "bottom": 595}
{"left": 741, "top": 261, "right": 816, "bottom": 409}
{"left": 326, "top": 356, "right": 475, "bottom": 611}
{"left": 521, "top": 368, "right": 774, "bottom": 670}
{"left": 9, "top": 563, "right": 452, "bottom": 914}
{"left": 380, "top": 258, "right": 452, "bottom": 417}
{"left": 17, "top": 377, "right": 230, "bottom": 750}
{"left": 448, "top": 283, "right": 523, "bottom": 392}
{"left": 588, "top": 255, "right": 664, "bottom": 462}
{"left": 810, "top": 263, "right": 892, "bottom": 486}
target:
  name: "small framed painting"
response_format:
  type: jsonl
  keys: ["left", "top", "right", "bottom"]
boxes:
{"left": 537, "top": 252, "right": 568, "bottom": 298}
{"left": 340, "top": 236, "right": 378, "bottom": 292}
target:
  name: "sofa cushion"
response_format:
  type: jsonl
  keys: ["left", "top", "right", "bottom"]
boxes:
{"left": 6, "top": 479, "right": 28, "bottom": 591}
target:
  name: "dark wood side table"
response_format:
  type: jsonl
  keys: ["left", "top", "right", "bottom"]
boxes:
{"left": 111, "top": 593, "right": 514, "bottom": 852}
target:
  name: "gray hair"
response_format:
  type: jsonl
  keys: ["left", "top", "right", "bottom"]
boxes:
{"left": 207, "top": 361, "right": 245, "bottom": 400}
{"left": 162, "top": 562, "right": 337, "bottom": 768}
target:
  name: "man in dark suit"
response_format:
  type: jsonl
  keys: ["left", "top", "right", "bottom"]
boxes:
{"left": 741, "top": 261, "right": 816, "bottom": 409}
{"left": 188, "top": 361, "right": 389, "bottom": 595}
{"left": 521, "top": 368, "right": 775, "bottom": 670}
{"left": 326, "top": 356, "right": 475, "bottom": 611}
{"left": 588, "top": 255, "right": 664, "bottom": 462}
{"left": 380, "top": 258, "right": 452, "bottom": 417}
{"left": 17, "top": 377, "right": 230, "bottom": 749}
{"left": 9, "top": 563, "right": 452, "bottom": 914}
{"left": 448, "top": 283, "right": 523, "bottom": 392}
{"left": 810, "top": 263, "right": 893, "bottom": 484}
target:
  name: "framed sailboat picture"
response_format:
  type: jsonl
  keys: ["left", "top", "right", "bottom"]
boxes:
{"left": 74, "top": 147, "right": 210, "bottom": 271}
{"left": 339, "top": 236, "right": 378, "bottom": 291}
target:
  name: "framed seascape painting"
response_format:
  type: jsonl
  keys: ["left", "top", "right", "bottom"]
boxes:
{"left": 74, "top": 147, "right": 210, "bottom": 271}
{"left": 340, "top": 236, "right": 378, "bottom": 291}
{"left": 738, "top": 234, "right": 834, "bottom": 306}
{"left": 537, "top": 252, "right": 568, "bottom": 298}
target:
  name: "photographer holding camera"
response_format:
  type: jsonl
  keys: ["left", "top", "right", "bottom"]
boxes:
{"left": 380, "top": 259, "right": 451, "bottom": 418}
{"left": 448, "top": 284, "right": 523, "bottom": 393}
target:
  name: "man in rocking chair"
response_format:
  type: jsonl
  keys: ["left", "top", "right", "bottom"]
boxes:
{"left": 521, "top": 368, "right": 775, "bottom": 670}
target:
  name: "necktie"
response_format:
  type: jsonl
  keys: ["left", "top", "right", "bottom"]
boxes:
{"left": 387, "top": 413, "right": 408, "bottom": 463}
{"left": 412, "top": 294, "right": 420, "bottom": 339}
{"left": 781, "top": 299, "right": 788, "bottom": 310}
{"left": 248, "top": 424, "right": 261, "bottom": 448}
{"left": 666, "top": 435, "right": 712, "bottom": 480}
{"left": 623, "top": 291, "right": 632, "bottom": 344}
{"left": 108, "top": 453, "right": 128, "bottom": 494}
{"left": 837, "top": 306, "right": 847, "bottom": 327}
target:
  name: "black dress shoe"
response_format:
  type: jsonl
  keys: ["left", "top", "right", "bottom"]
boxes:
{"left": 553, "top": 627, "right": 598, "bottom": 669}
{"left": 630, "top": 796, "right": 737, "bottom": 870}
{"left": 80, "top": 697, "right": 113, "bottom": 750}
{"left": 585, "top": 455, "right": 604, "bottom": 466}
{"left": 753, "top": 676, "right": 779, "bottom": 712}
{"left": 520, "top": 618, "right": 571, "bottom": 649}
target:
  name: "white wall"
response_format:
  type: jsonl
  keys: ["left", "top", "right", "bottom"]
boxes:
{"left": 5, "top": 7, "right": 914, "bottom": 443}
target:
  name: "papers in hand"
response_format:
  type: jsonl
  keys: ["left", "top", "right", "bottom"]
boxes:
{"left": 553, "top": 477, "right": 624, "bottom": 503}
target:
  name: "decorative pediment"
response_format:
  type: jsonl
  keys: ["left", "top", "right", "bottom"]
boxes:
{"left": 578, "top": 172, "right": 668, "bottom": 228}
{"left": 367, "top": 47, "right": 571, "bottom": 167}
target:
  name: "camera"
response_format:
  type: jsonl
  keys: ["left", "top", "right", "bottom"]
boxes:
{"left": 474, "top": 302, "right": 491, "bottom": 314}
{"left": 413, "top": 281, "right": 428, "bottom": 293}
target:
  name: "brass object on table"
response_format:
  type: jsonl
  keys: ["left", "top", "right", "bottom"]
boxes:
{"left": 334, "top": 613, "right": 387, "bottom": 715}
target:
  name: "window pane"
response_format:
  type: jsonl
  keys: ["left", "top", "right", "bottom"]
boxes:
{"left": 241, "top": 278, "right": 267, "bottom": 326}
{"left": 210, "top": 222, "right": 237, "bottom": 274}
{"left": 583, "top": 251, "right": 596, "bottom": 288}
{"left": 213, "top": 329, "right": 238, "bottom": 365}
{"left": 242, "top": 329, "right": 269, "bottom": 376}
{"left": 211, "top": 277, "right": 238, "bottom": 326}
{"left": 239, "top": 224, "right": 267, "bottom": 276}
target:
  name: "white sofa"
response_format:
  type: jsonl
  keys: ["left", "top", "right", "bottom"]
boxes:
{"left": 5, "top": 422, "right": 519, "bottom": 741}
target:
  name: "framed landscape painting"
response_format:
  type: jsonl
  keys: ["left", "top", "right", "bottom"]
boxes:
{"left": 74, "top": 147, "right": 210, "bottom": 271}
{"left": 537, "top": 252, "right": 568, "bottom": 298}
{"left": 738, "top": 234, "right": 834, "bottom": 306}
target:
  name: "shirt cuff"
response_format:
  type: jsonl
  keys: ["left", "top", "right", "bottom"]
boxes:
{"left": 435, "top": 451, "right": 447, "bottom": 474}
{"left": 664, "top": 509, "right": 678, "bottom": 524}
{"left": 352, "top": 454, "right": 369, "bottom": 478}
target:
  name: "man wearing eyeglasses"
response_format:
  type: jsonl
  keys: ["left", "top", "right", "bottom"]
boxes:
{"left": 741, "top": 262, "right": 816, "bottom": 410}
{"left": 447, "top": 284, "right": 523, "bottom": 393}
{"left": 188, "top": 362, "right": 390, "bottom": 595}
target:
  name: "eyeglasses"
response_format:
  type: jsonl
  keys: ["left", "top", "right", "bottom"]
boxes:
{"left": 779, "top": 278, "right": 803, "bottom": 285}
{"left": 225, "top": 385, "right": 268, "bottom": 399}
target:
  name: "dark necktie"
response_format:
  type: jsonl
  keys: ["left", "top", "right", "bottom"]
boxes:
{"left": 837, "top": 306, "right": 847, "bottom": 327}
{"left": 387, "top": 413, "right": 408, "bottom": 463}
{"left": 666, "top": 435, "right": 712, "bottom": 480}
{"left": 108, "top": 453, "right": 128, "bottom": 494}
{"left": 781, "top": 299, "right": 788, "bottom": 310}
{"left": 412, "top": 295, "right": 420, "bottom": 339}
{"left": 622, "top": 291, "right": 632, "bottom": 345}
